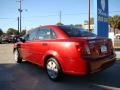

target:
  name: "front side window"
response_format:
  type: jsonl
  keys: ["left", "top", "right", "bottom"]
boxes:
{"left": 26, "top": 30, "right": 38, "bottom": 41}
{"left": 59, "top": 26, "right": 96, "bottom": 37}
{"left": 36, "top": 28, "right": 56, "bottom": 40}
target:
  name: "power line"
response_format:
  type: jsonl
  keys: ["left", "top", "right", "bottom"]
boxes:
{"left": 23, "top": 12, "right": 90, "bottom": 19}
{"left": 0, "top": 11, "right": 119, "bottom": 20}
{"left": 0, "top": 18, "right": 16, "bottom": 19}
{"left": 110, "top": 11, "right": 120, "bottom": 12}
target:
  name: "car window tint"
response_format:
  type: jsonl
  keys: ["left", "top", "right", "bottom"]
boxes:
{"left": 59, "top": 26, "right": 96, "bottom": 37}
{"left": 24, "top": 34, "right": 29, "bottom": 41}
{"left": 36, "top": 28, "right": 56, "bottom": 40}
{"left": 50, "top": 29, "right": 56, "bottom": 39}
{"left": 28, "top": 30, "right": 38, "bottom": 41}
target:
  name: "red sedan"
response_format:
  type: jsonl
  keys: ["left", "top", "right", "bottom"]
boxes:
{"left": 14, "top": 25, "right": 116, "bottom": 81}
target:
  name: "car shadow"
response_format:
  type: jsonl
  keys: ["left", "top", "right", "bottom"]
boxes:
{"left": 0, "top": 60, "right": 120, "bottom": 90}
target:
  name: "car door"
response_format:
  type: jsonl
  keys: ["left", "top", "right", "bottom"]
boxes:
{"left": 30, "top": 28, "right": 56, "bottom": 65}
{"left": 20, "top": 30, "right": 38, "bottom": 62}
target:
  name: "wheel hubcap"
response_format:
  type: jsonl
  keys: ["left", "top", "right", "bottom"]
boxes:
{"left": 47, "top": 60, "right": 58, "bottom": 79}
{"left": 14, "top": 51, "right": 18, "bottom": 61}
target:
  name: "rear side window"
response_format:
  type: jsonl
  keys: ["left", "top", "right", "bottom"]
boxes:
{"left": 36, "top": 28, "right": 56, "bottom": 40}
{"left": 59, "top": 26, "right": 96, "bottom": 37}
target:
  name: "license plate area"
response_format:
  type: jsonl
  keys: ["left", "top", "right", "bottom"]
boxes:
{"left": 101, "top": 45, "right": 107, "bottom": 53}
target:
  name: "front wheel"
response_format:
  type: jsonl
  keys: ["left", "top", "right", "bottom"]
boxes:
{"left": 46, "top": 57, "right": 63, "bottom": 81}
{"left": 14, "top": 49, "right": 22, "bottom": 63}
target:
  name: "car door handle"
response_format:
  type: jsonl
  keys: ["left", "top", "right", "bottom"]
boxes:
{"left": 42, "top": 43, "right": 48, "bottom": 46}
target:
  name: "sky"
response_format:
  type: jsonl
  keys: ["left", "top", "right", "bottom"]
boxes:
{"left": 0, "top": 0, "right": 120, "bottom": 32}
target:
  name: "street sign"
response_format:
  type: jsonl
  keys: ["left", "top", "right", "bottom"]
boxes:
{"left": 94, "top": 0, "right": 109, "bottom": 37}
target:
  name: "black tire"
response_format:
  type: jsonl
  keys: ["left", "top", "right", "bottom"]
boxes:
{"left": 14, "top": 49, "right": 22, "bottom": 63}
{"left": 46, "top": 57, "right": 63, "bottom": 81}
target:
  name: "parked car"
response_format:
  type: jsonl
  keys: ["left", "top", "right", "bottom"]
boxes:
{"left": 1, "top": 36, "right": 9, "bottom": 42}
{"left": 115, "top": 33, "right": 120, "bottom": 39}
{"left": 13, "top": 25, "right": 116, "bottom": 81}
{"left": 1, "top": 35, "right": 15, "bottom": 43}
{"left": 0, "top": 36, "right": 2, "bottom": 44}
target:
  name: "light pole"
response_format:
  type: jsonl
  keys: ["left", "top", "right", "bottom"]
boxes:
{"left": 88, "top": 0, "right": 90, "bottom": 31}
{"left": 17, "top": 17, "right": 19, "bottom": 34}
{"left": 17, "top": 0, "right": 23, "bottom": 33}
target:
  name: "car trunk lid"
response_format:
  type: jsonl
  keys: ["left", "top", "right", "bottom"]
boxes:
{"left": 87, "top": 37, "right": 113, "bottom": 59}
{"left": 71, "top": 37, "right": 114, "bottom": 59}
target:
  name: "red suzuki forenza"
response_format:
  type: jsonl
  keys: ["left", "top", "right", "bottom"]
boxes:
{"left": 14, "top": 25, "right": 116, "bottom": 81}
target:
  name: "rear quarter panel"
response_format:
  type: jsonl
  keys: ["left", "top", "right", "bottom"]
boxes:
{"left": 42, "top": 39, "right": 87, "bottom": 74}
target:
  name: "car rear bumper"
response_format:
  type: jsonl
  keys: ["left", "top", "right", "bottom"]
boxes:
{"left": 88, "top": 54, "right": 116, "bottom": 74}
{"left": 63, "top": 54, "right": 116, "bottom": 76}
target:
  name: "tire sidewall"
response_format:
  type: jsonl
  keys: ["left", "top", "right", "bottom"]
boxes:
{"left": 46, "top": 57, "right": 62, "bottom": 81}
{"left": 14, "top": 49, "right": 22, "bottom": 63}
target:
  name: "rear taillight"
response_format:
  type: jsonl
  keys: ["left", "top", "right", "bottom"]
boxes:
{"left": 84, "top": 45, "right": 91, "bottom": 54}
{"left": 75, "top": 43, "right": 81, "bottom": 52}
{"left": 75, "top": 42, "right": 91, "bottom": 56}
{"left": 80, "top": 45, "right": 91, "bottom": 57}
{"left": 81, "top": 41, "right": 100, "bottom": 58}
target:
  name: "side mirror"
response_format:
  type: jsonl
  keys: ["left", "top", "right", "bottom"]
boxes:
{"left": 19, "top": 37, "right": 26, "bottom": 43}
{"left": 13, "top": 36, "right": 26, "bottom": 43}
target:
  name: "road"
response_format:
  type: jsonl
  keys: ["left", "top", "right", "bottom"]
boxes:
{"left": 0, "top": 44, "right": 120, "bottom": 90}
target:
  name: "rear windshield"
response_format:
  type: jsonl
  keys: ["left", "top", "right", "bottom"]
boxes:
{"left": 59, "top": 26, "right": 96, "bottom": 37}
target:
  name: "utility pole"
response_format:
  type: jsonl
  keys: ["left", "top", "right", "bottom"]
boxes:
{"left": 88, "top": 0, "right": 90, "bottom": 32}
{"left": 59, "top": 11, "right": 62, "bottom": 23}
{"left": 17, "top": 17, "right": 19, "bottom": 34}
{"left": 17, "top": 0, "right": 23, "bottom": 33}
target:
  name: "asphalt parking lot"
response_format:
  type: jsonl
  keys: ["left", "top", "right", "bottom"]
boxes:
{"left": 0, "top": 44, "right": 120, "bottom": 90}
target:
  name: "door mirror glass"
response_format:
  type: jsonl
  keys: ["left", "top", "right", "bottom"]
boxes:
{"left": 19, "top": 37, "right": 26, "bottom": 43}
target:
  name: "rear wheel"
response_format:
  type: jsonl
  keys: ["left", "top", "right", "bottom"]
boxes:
{"left": 14, "top": 49, "right": 22, "bottom": 63}
{"left": 46, "top": 57, "right": 63, "bottom": 81}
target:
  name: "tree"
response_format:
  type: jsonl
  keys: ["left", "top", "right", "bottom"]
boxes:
{"left": 7, "top": 28, "right": 18, "bottom": 35}
{"left": 0, "top": 28, "right": 3, "bottom": 36}
{"left": 84, "top": 17, "right": 94, "bottom": 25}
{"left": 109, "top": 15, "right": 120, "bottom": 34}
{"left": 56, "top": 22, "right": 64, "bottom": 26}
{"left": 20, "top": 29, "right": 26, "bottom": 35}
{"left": 74, "top": 24, "right": 83, "bottom": 28}
{"left": 90, "top": 17, "right": 94, "bottom": 24}
{"left": 118, "top": 22, "right": 120, "bottom": 30}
